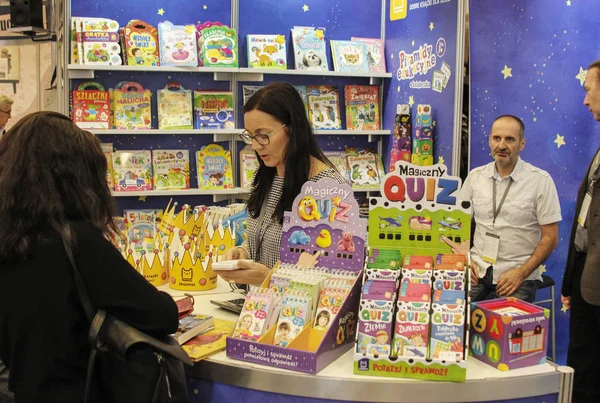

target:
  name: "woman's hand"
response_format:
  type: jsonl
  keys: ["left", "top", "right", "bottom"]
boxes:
{"left": 214, "top": 259, "right": 270, "bottom": 286}
{"left": 222, "top": 246, "right": 249, "bottom": 261}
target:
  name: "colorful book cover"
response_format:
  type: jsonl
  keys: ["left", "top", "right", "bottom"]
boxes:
{"left": 158, "top": 21, "right": 198, "bottom": 67}
{"left": 247, "top": 34, "right": 286, "bottom": 69}
{"left": 291, "top": 26, "right": 328, "bottom": 71}
{"left": 196, "top": 144, "right": 234, "bottom": 190}
{"left": 124, "top": 209, "right": 161, "bottom": 253}
{"left": 242, "top": 85, "right": 263, "bottom": 105}
{"left": 112, "top": 81, "right": 152, "bottom": 130}
{"left": 196, "top": 21, "right": 223, "bottom": 67}
{"left": 113, "top": 150, "right": 153, "bottom": 191}
{"left": 152, "top": 150, "right": 190, "bottom": 190}
{"left": 72, "top": 81, "right": 111, "bottom": 129}
{"left": 193, "top": 91, "right": 235, "bottom": 129}
{"left": 157, "top": 83, "right": 193, "bottom": 130}
{"left": 202, "top": 25, "right": 238, "bottom": 67}
{"left": 307, "top": 85, "right": 341, "bottom": 130}
{"left": 77, "top": 17, "right": 122, "bottom": 65}
{"left": 174, "top": 314, "right": 214, "bottom": 345}
{"left": 330, "top": 40, "right": 369, "bottom": 73}
{"left": 182, "top": 318, "right": 235, "bottom": 362}
{"left": 345, "top": 147, "right": 381, "bottom": 189}
{"left": 293, "top": 85, "right": 308, "bottom": 116}
{"left": 351, "top": 37, "right": 386, "bottom": 73}
{"left": 323, "top": 150, "right": 349, "bottom": 182}
{"left": 123, "top": 20, "right": 160, "bottom": 66}
{"left": 344, "top": 85, "right": 380, "bottom": 130}
{"left": 273, "top": 295, "right": 312, "bottom": 347}
{"left": 100, "top": 143, "right": 114, "bottom": 189}
{"left": 239, "top": 145, "right": 259, "bottom": 188}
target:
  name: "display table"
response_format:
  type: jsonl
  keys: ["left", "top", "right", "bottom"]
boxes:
{"left": 169, "top": 289, "right": 573, "bottom": 403}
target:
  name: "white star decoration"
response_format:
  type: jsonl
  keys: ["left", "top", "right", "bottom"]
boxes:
{"left": 554, "top": 134, "right": 566, "bottom": 148}
{"left": 501, "top": 65, "right": 513, "bottom": 79}
{"left": 576, "top": 66, "right": 587, "bottom": 86}
{"left": 303, "top": 4, "right": 309, "bottom": 12}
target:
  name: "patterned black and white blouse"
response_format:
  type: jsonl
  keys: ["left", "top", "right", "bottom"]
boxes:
{"left": 243, "top": 168, "right": 349, "bottom": 270}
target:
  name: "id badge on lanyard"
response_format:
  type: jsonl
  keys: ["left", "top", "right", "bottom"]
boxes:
{"left": 482, "top": 178, "right": 513, "bottom": 264}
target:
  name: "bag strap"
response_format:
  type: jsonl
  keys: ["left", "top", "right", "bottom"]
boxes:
{"left": 62, "top": 233, "right": 96, "bottom": 322}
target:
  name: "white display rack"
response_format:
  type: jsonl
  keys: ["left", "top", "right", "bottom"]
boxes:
{"left": 111, "top": 187, "right": 250, "bottom": 202}
{"left": 90, "top": 129, "right": 240, "bottom": 142}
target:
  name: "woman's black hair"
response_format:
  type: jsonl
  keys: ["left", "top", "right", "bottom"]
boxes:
{"left": 243, "top": 82, "right": 331, "bottom": 221}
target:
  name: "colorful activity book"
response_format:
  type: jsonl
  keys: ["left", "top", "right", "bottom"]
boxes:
{"left": 112, "top": 81, "right": 152, "bottom": 130}
{"left": 182, "top": 318, "right": 236, "bottom": 361}
{"left": 158, "top": 21, "right": 198, "bottom": 67}
{"left": 350, "top": 37, "right": 386, "bottom": 73}
{"left": 193, "top": 91, "right": 235, "bottom": 129}
{"left": 307, "top": 85, "right": 341, "bottom": 130}
{"left": 196, "top": 21, "right": 223, "bottom": 67}
{"left": 175, "top": 314, "right": 215, "bottom": 345}
{"left": 239, "top": 145, "right": 259, "bottom": 188}
{"left": 113, "top": 150, "right": 153, "bottom": 191}
{"left": 72, "top": 81, "right": 111, "bottom": 129}
{"left": 122, "top": 20, "right": 160, "bottom": 66}
{"left": 124, "top": 209, "right": 161, "bottom": 253}
{"left": 291, "top": 26, "right": 328, "bottom": 71}
{"left": 346, "top": 148, "right": 382, "bottom": 189}
{"left": 323, "top": 150, "right": 350, "bottom": 182}
{"left": 101, "top": 143, "right": 115, "bottom": 189}
{"left": 152, "top": 150, "right": 190, "bottom": 190}
{"left": 330, "top": 40, "right": 369, "bottom": 73}
{"left": 247, "top": 34, "right": 287, "bottom": 69}
{"left": 157, "top": 83, "right": 193, "bottom": 130}
{"left": 73, "top": 17, "right": 122, "bottom": 66}
{"left": 196, "top": 144, "right": 234, "bottom": 190}
{"left": 345, "top": 85, "right": 380, "bottom": 130}
{"left": 202, "top": 25, "right": 238, "bottom": 67}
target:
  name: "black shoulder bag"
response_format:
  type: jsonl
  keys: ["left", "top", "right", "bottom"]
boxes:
{"left": 62, "top": 237, "right": 193, "bottom": 403}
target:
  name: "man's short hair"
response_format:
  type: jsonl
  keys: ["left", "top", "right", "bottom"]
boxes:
{"left": 588, "top": 59, "right": 600, "bottom": 82}
{"left": 0, "top": 94, "right": 14, "bottom": 111}
{"left": 491, "top": 115, "right": 525, "bottom": 140}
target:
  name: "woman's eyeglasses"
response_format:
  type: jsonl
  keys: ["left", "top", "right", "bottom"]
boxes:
{"left": 239, "top": 124, "right": 286, "bottom": 145}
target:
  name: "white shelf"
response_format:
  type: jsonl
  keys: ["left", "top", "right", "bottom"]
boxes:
{"left": 111, "top": 187, "right": 250, "bottom": 202}
{"left": 90, "top": 128, "right": 239, "bottom": 142}
{"left": 314, "top": 130, "right": 390, "bottom": 136}
{"left": 237, "top": 67, "right": 392, "bottom": 79}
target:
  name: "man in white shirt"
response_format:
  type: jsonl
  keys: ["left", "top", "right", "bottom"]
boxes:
{"left": 461, "top": 115, "right": 561, "bottom": 302}
{"left": 0, "top": 94, "right": 14, "bottom": 140}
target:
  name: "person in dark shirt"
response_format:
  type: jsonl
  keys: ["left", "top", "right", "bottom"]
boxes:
{"left": 0, "top": 112, "right": 179, "bottom": 403}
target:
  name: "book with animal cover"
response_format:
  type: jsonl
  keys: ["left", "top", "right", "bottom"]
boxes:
{"left": 239, "top": 145, "right": 259, "bottom": 188}
{"left": 324, "top": 150, "right": 349, "bottom": 182}
{"left": 152, "top": 150, "right": 190, "bottom": 190}
{"left": 291, "top": 26, "right": 328, "bottom": 71}
{"left": 242, "top": 85, "right": 263, "bottom": 105}
{"left": 307, "top": 85, "right": 341, "bottom": 130}
{"left": 196, "top": 144, "right": 234, "bottom": 190}
{"left": 157, "top": 83, "right": 193, "bottom": 130}
{"left": 345, "top": 147, "right": 381, "bottom": 190}
{"left": 174, "top": 314, "right": 215, "bottom": 345}
{"left": 72, "top": 81, "right": 111, "bottom": 129}
{"left": 158, "top": 21, "right": 198, "bottom": 67}
{"left": 112, "top": 81, "right": 152, "bottom": 129}
{"left": 344, "top": 85, "right": 380, "bottom": 130}
{"left": 100, "top": 143, "right": 115, "bottom": 189}
{"left": 193, "top": 91, "right": 235, "bottom": 129}
{"left": 123, "top": 20, "right": 160, "bottom": 66}
{"left": 350, "top": 37, "right": 386, "bottom": 73}
{"left": 330, "top": 40, "right": 369, "bottom": 73}
{"left": 113, "top": 150, "right": 153, "bottom": 191}
{"left": 181, "top": 318, "right": 235, "bottom": 361}
{"left": 196, "top": 21, "right": 223, "bottom": 67}
{"left": 293, "top": 85, "right": 308, "bottom": 116}
{"left": 78, "top": 17, "right": 122, "bottom": 66}
{"left": 202, "top": 25, "right": 238, "bottom": 67}
{"left": 247, "top": 34, "right": 286, "bottom": 69}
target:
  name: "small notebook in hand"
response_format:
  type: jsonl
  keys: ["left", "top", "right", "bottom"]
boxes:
{"left": 174, "top": 314, "right": 214, "bottom": 345}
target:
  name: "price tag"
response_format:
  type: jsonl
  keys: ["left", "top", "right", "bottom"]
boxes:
{"left": 577, "top": 192, "right": 592, "bottom": 227}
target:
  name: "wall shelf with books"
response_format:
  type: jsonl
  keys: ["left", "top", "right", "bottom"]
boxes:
{"left": 91, "top": 129, "right": 240, "bottom": 143}
{"left": 236, "top": 68, "right": 392, "bottom": 85}
{"left": 111, "top": 188, "right": 250, "bottom": 203}
{"left": 313, "top": 130, "right": 390, "bottom": 142}
{"left": 67, "top": 64, "right": 237, "bottom": 80}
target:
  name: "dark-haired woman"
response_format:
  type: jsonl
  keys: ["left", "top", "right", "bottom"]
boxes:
{"left": 216, "top": 82, "right": 348, "bottom": 286}
{"left": 0, "top": 112, "right": 179, "bottom": 402}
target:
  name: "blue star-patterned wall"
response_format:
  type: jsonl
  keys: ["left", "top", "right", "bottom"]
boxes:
{"left": 470, "top": 0, "right": 600, "bottom": 365}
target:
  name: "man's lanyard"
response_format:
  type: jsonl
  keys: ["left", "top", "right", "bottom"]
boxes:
{"left": 492, "top": 177, "right": 513, "bottom": 226}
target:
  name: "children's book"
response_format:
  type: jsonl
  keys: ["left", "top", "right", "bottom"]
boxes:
{"left": 242, "top": 85, "right": 263, "bottom": 105}
{"left": 181, "top": 318, "right": 235, "bottom": 361}
{"left": 307, "top": 85, "right": 341, "bottom": 130}
{"left": 112, "top": 81, "right": 152, "bottom": 129}
{"left": 351, "top": 37, "right": 386, "bottom": 73}
{"left": 344, "top": 85, "right": 380, "bottom": 130}
{"left": 196, "top": 21, "right": 223, "bottom": 67}
{"left": 100, "top": 143, "right": 115, "bottom": 189}
{"left": 193, "top": 91, "right": 235, "bottom": 129}
{"left": 202, "top": 25, "right": 238, "bottom": 67}
{"left": 122, "top": 20, "right": 160, "bottom": 66}
{"left": 346, "top": 147, "right": 381, "bottom": 189}
{"left": 113, "top": 150, "right": 153, "bottom": 191}
{"left": 152, "top": 150, "right": 190, "bottom": 190}
{"left": 72, "top": 81, "right": 111, "bottom": 129}
{"left": 330, "top": 40, "right": 369, "bottom": 73}
{"left": 174, "top": 314, "right": 215, "bottom": 345}
{"left": 157, "top": 83, "right": 193, "bottom": 130}
{"left": 291, "top": 26, "right": 328, "bottom": 71}
{"left": 293, "top": 85, "right": 308, "bottom": 116}
{"left": 78, "top": 17, "right": 122, "bottom": 66}
{"left": 273, "top": 295, "right": 312, "bottom": 348}
{"left": 323, "top": 150, "right": 349, "bottom": 182}
{"left": 158, "top": 21, "right": 198, "bottom": 67}
{"left": 247, "top": 34, "right": 287, "bottom": 69}
{"left": 124, "top": 209, "right": 161, "bottom": 253}
{"left": 239, "top": 145, "right": 259, "bottom": 188}
{"left": 196, "top": 144, "right": 234, "bottom": 190}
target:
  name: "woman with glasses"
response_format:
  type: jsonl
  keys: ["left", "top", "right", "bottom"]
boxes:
{"left": 215, "top": 82, "right": 348, "bottom": 286}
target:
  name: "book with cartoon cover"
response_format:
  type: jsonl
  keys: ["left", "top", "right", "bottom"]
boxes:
{"left": 174, "top": 314, "right": 214, "bottom": 345}
{"left": 239, "top": 145, "right": 259, "bottom": 188}
{"left": 247, "top": 34, "right": 286, "bottom": 69}
{"left": 124, "top": 209, "right": 162, "bottom": 253}
{"left": 291, "top": 26, "right": 328, "bottom": 71}
{"left": 344, "top": 85, "right": 380, "bottom": 130}
{"left": 345, "top": 147, "right": 381, "bottom": 189}
{"left": 330, "top": 40, "right": 369, "bottom": 73}
{"left": 112, "top": 81, "right": 152, "bottom": 129}
{"left": 76, "top": 17, "right": 122, "bottom": 66}
{"left": 123, "top": 20, "right": 160, "bottom": 66}
{"left": 307, "top": 85, "right": 341, "bottom": 130}
{"left": 202, "top": 25, "right": 238, "bottom": 67}
{"left": 158, "top": 21, "right": 198, "bottom": 67}
{"left": 193, "top": 91, "right": 235, "bottom": 129}
{"left": 100, "top": 143, "right": 115, "bottom": 189}
{"left": 196, "top": 144, "right": 234, "bottom": 190}
{"left": 113, "top": 150, "right": 153, "bottom": 191}
{"left": 72, "top": 81, "right": 111, "bottom": 129}
{"left": 351, "top": 37, "right": 386, "bottom": 73}
{"left": 157, "top": 83, "right": 193, "bottom": 130}
{"left": 152, "top": 150, "right": 190, "bottom": 190}
{"left": 181, "top": 318, "right": 235, "bottom": 361}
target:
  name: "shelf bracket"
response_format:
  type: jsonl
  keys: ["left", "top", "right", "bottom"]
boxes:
{"left": 369, "top": 77, "right": 383, "bottom": 85}
{"left": 237, "top": 72, "right": 263, "bottom": 82}
{"left": 69, "top": 69, "right": 95, "bottom": 79}
{"left": 213, "top": 133, "right": 231, "bottom": 142}
{"left": 212, "top": 194, "right": 232, "bottom": 203}
{"left": 213, "top": 72, "right": 233, "bottom": 81}
{"left": 368, "top": 134, "right": 380, "bottom": 142}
